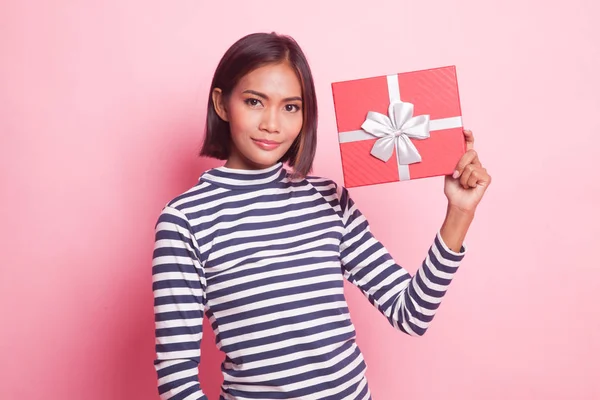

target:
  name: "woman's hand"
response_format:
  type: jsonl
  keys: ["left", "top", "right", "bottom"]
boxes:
{"left": 444, "top": 129, "right": 492, "bottom": 215}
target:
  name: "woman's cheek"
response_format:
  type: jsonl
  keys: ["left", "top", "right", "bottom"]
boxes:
{"left": 285, "top": 114, "right": 303, "bottom": 135}
{"left": 231, "top": 109, "right": 255, "bottom": 136}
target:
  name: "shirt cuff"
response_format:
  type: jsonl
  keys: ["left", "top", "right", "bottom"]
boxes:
{"left": 435, "top": 229, "right": 467, "bottom": 260}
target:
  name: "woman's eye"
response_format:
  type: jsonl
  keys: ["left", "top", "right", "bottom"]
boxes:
{"left": 285, "top": 104, "right": 301, "bottom": 112}
{"left": 245, "top": 98, "right": 261, "bottom": 107}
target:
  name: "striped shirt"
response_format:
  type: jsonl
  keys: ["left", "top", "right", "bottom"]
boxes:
{"left": 152, "top": 162, "right": 466, "bottom": 400}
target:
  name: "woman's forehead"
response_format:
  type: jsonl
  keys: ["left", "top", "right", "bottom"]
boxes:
{"left": 237, "top": 63, "right": 302, "bottom": 97}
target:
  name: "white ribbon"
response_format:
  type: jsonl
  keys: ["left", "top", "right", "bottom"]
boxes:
{"left": 337, "top": 73, "right": 463, "bottom": 181}
{"left": 360, "top": 100, "right": 430, "bottom": 165}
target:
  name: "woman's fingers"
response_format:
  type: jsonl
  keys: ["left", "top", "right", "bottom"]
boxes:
{"left": 453, "top": 149, "right": 481, "bottom": 179}
{"left": 464, "top": 129, "right": 475, "bottom": 151}
{"left": 460, "top": 164, "right": 475, "bottom": 188}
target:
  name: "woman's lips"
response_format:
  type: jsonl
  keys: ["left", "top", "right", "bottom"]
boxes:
{"left": 252, "top": 138, "right": 281, "bottom": 150}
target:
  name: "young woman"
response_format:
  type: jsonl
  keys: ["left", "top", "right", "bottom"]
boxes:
{"left": 152, "top": 32, "right": 491, "bottom": 400}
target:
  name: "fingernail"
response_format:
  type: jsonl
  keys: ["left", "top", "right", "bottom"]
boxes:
{"left": 452, "top": 170, "right": 460, "bottom": 179}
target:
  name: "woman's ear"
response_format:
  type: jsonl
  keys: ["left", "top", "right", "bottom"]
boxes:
{"left": 212, "top": 88, "right": 229, "bottom": 122}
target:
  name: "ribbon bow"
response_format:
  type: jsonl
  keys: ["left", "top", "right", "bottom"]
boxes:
{"left": 360, "top": 100, "right": 431, "bottom": 165}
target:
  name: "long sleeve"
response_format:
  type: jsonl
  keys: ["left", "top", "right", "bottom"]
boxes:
{"left": 337, "top": 187, "right": 466, "bottom": 336}
{"left": 152, "top": 206, "right": 208, "bottom": 400}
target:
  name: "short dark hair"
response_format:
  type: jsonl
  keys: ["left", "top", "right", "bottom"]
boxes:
{"left": 200, "top": 32, "right": 318, "bottom": 177}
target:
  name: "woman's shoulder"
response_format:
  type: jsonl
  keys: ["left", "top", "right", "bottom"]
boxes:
{"left": 156, "top": 179, "right": 212, "bottom": 219}
{"left": 303, "top": 174, "right": 348, "bottom": 200}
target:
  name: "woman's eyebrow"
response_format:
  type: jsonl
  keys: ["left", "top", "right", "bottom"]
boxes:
{"left": 242, "top": 89, "right": 302, "bottom": 102}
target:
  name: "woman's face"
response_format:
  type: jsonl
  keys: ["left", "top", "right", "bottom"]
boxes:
{"left": 213, "top": 62, "right": 304, "bottom": 170}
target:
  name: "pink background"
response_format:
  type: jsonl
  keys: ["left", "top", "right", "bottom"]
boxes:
{"left": 1, "top": 1, "right": 598, "bottom": 399}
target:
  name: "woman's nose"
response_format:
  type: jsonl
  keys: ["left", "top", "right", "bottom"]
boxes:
{"left": 259, "top": 107, "right": 280, "bottom": 133}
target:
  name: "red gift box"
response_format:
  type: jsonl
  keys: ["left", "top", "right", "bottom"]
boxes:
{"left": 331, "top": 65, "right": 466, "bottom": 188}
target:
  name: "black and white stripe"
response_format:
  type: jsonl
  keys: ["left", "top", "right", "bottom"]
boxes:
{"left": 152, "top": 163, "right": 466, "bottom": 399}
